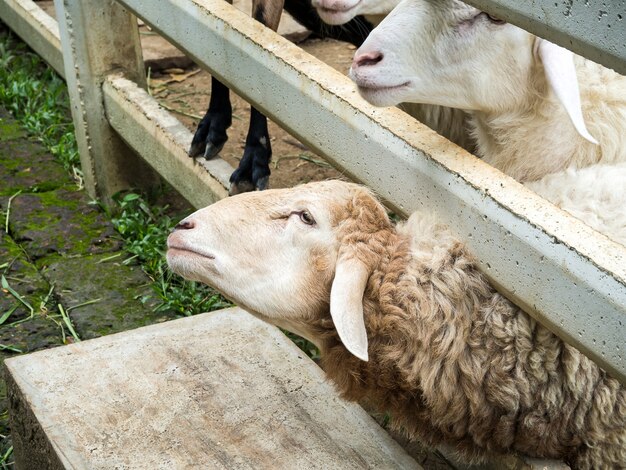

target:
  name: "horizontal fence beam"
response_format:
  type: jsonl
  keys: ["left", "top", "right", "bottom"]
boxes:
{"left": 102, "top": 74, "right": 230, "bottom": 208}
{"left": 462, "top": 0, "right": 626, "bottom": 75}
{"left": 0, "top": 0, "right": 64, "bottom": 77}
{"left": 115, "top": 0, "right": 626, "bottom": 382}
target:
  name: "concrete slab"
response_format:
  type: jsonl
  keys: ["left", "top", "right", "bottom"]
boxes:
{"left": 5, "top": 307, "right": 421, "bottom": 470}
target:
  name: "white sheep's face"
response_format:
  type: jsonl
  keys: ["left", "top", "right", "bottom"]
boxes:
{"left": 349, "top": 0, "right": 534, "bottom": 112}
{"left": 167, "top": 183, "right": 343, "bottom": 321}
{"left": 312, "top": 0, "right": 401, "bottom": 25}
{"left": 168, "top": 180, "right": 393, "bottom": 360}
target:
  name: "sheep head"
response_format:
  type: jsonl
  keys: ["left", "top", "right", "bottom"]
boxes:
{"left": 349, "top": 0, "right": 597, "bottom": 143}
{"left": 166, "top": 180, "right": 394, "bottom": 361}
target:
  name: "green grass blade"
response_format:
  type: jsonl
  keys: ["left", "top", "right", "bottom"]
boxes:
{"left": 1, "top": 275, "right": 34, "bottom": 315}
{"left": 57, "top": 304, "right": 80, "bottom": 342}
{"left": 0, "top": 306, "right": 17, "bottom": 326}
{"left": 0, "top": 345, "right": 22, "bottom": 354}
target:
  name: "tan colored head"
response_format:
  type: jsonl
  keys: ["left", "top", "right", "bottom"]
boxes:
{"left": 166, "top": 180, "right": 393, "bottom": 361}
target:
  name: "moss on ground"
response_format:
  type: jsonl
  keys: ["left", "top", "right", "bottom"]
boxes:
{"left": 0, "top": 118, "right": 26, "bottom": 142}
{"left": 0, "top": 138, "right": 70, "bottom": 196}
{"left": 44, "top": 253, "right": 179, "bottom": 340}
{"left": 6, "top": 189, "right": 123, "bottom": 264}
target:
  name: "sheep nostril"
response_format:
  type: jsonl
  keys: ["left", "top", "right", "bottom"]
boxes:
{"left": 175, "top": 220, "right": 195, "bottom": 231}
{"left": 353, "top": 50, "right": 384, "bottom": 69}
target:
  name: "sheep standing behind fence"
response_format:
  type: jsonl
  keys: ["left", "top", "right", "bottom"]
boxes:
{"left": 312, "top": 0, "right": 476, "bottom": 151}
{"left": 349, "top": 0, "right": 626, "bottom": 183}
{"left": 166, "top": 180, "right": 626, "bottom": 469}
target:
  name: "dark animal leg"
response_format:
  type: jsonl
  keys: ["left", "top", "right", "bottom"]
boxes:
{"left": 189, "top": 0, "right": 373, "bottom": 193}
{"left": 227, "top": 0, "right": 283, "bottom": 194}
{"left": 229, "top": 107, "right": 272, "bottom": 195}
{"left": 188, "top": 77, "right": 232, "bottom": 159}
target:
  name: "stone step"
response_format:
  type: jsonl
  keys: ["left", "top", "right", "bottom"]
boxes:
{"left": 4, "top": 307, "right": 421, "bottom": 469}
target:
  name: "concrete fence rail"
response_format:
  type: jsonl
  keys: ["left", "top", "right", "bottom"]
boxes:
{"left": 463, "top": 0, "right": 626, "bottom": 75}
{"left": 0, "top": 0, "right": 63, "bottom": 76}
{"left": 1, "top": 0, "right": 625, "bottom": 386}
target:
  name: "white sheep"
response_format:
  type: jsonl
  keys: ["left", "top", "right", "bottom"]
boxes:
{"left": 525, "top": 163, "right": 626, "bottom": 246}
{"left": 349, "top": 0, "right": 626, "bottom": 183}
{"left": 166, "top": 180, "right": 626, "bottom": 469}
{"left": 309, "top": 0, "right": 474, "bottom": 151}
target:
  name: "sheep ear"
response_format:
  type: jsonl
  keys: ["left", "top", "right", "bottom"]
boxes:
{"left": 330, "top": 256, "right": 369, "bottom": 361}
{"left": 535, "top": 39, "right": 598, "bottom": 145}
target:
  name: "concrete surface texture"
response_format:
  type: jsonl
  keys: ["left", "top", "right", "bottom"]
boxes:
{"left": 6, "top": 307, "right": 421, "bottom": 470}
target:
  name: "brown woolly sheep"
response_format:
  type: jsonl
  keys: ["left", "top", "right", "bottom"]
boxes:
{"left": 166, "top": 180, "right": 626, "bottom": 469}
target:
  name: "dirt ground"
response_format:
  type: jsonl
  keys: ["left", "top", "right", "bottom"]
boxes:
{"left": 147, "top": 38, "right": 356, "bottom": 191}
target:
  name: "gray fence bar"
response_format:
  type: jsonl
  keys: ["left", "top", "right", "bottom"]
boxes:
{"left": 53, "top": 0, "right": 159, "bottom": 204}
{"left": 0, "top": 0, "right": 64, "bottom": 77}
{"left": 462, "top": 0, "right": 626, "bottom": 75}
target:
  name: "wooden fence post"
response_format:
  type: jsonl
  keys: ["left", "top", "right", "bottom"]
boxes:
{"left": 53, "top": 0, "right": 159, "bottom": 206}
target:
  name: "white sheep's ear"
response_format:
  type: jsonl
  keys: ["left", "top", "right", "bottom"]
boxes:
{"left": 330, "top": 256, "right": 369, "bottom": 361}
{"left": 535, "top": 39, "right": 598, "bottom": 145}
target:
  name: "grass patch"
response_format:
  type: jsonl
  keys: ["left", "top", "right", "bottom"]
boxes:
{"left": 0, "top": 32, "right": 80, "bottom": 180}
{"left": 110, "top": 192, "right": 231, "bottom": 315}
{"left": 0, "top": 29, "right": 229, "bottom": 318}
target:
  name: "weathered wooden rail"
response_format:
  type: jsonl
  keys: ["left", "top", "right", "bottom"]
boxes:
{"left": 1, "top": 0, "right": 625, "bottom": 388}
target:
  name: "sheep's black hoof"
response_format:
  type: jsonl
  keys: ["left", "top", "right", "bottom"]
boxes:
{"left": 228, "top": 172, "right": 270, "bottom": 195}
{"left": 228, "top": 175, "right": 269, "bottom": 195}
{"left": 255, "top": 175, "right": 270, "bottom": 191}
{"left": 228, "top": 138, "right": 272, "bottom": 196}
{"left": 188, "top": 111, "right": 231, "bottom": 160}
{"left": 229, "top": 179, "right": 256, "bottom": 196}
{"left": 203, "top": 140, "right": 226, "bottom": 160}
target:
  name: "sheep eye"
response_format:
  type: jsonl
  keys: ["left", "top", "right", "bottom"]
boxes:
{"left": 484, "top": 12, "right": 505, "bottom": 24}
{"left": 298, "top": 211, "right": 316, "bottom": 226}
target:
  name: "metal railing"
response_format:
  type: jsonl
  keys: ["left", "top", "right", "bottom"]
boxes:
{"left": 1, "top": 0, "right": 625, "bottom": 385}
